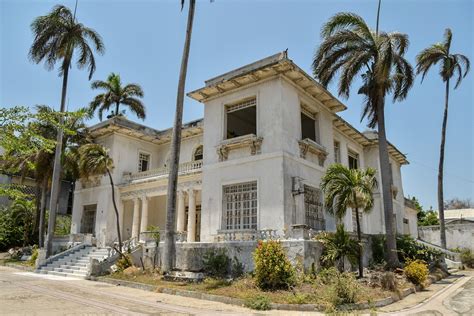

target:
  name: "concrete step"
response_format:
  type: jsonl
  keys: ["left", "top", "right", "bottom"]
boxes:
{"left": 44, "top": 270, "right": 86, "bottom": 279}
{"left": 58, "top": 265, "right": 88, "bottom": 271}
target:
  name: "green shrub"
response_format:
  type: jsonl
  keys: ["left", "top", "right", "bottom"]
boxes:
{"left": 29, "top": 246, "right": 39, "bottom": 266}
{"left": 244, "top": 294, "right": 271, "bottom": 310}
{"left": 147, "top": 225, "right": 161, "bottom": 244}
{"left": 287, "top": 293, "right": 311, "bottom": 304}
{"left": 231, "top": 256, "right": 244, "bottom": 278}
{"left": 370, "top": 235, "right": 386, "bottom": 265}
{"left": 253, "top": 240, "right": 296, "bottom": 290}
{"left": 316, "top": 225, "right": 359, "bottom": 271}
{"left": 404, "top": 259, "right": 429, "bottom": 285}
{"left": 317, "top": 267, "right": 340, "bottom": 285}
{"left": 329, "top": 272, "right": 360, "bottom": 305}
{"left": 55, "top": 215, "right": 72, "bottom": 236}
{"left": 0, "top": 201, "right": 35, "bottom": 250}
{"left": 396, "top": 235, "right": 442, "bottom": 263}
{"left": 460, "top": 249, "right": 474, "bottom": 268}
{"left": 202, "top": 248, "right": 230, "bottom": 278}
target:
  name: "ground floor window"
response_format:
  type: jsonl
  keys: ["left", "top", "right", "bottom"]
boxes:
{"left": 223, "top": 181, "right": 258, "bottom": 230}
{"left": 304, "top": 185, "right": 325, "bottom": 230}
{"left": 81, "top": 204, "right": 97, "bottom": 234}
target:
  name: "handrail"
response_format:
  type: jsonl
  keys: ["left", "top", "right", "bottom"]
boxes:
{"left": 125, "top": 160, "right": 203, "bottom": 182}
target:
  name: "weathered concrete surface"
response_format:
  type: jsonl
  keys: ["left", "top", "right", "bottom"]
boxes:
{"left": 0, "top": 265, "right": 323, "bottom": 315}
{"left": 378, "top": 270, "right": 474, "bottom": 315}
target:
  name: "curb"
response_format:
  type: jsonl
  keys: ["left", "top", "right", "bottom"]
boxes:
{"left": 97, "top": 271, "right": 450, "bottom": 312}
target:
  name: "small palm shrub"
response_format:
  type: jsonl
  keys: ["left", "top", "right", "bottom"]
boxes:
{"left": 244, "top": 294, "right": 271, "bottom": 310}
{"left": 460, "top": 249, "right": 474, "bottom": 268}
{"left": 316, "top": 225, "right": 359, "bottom": 271}
{"left": 202, "top": 248, "right": 230, "bottom": 278}
{"left": 253, "top": 240, "right": 296, "bottom": 290}
{"left": 404, "top": 259, "right": 429, "bottom": 286}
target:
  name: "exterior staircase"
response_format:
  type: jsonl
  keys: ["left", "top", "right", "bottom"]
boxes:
{"left": 35, "top": 245, "right": 109, "bottom": 279}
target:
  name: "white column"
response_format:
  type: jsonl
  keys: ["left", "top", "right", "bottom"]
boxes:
{"left": 186, "top": 189, "right": 196, "bottom": 242}
{"left": 140, "top": 195, "right": 149, "bottom": 241}
{"left": 131, "top": 197, "right": 140, "bottom": 240}
{"left": 177, "top": 190, "right": 186, "bottom": 232}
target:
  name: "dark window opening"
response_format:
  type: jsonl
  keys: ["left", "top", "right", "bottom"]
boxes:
{"left": 226, "top": 106, "right": 256, "bottom": 139}
{"left": 301, "top": 113, "right": 316, "bottom": 142}
{"left": 81, "top": 204, "right": 97, "bottom": 235}
{"left": 193, "top": 145, "right": 203, "bottom": 161}
{"left": 139, "top": 153, "right": 150, "bottom": 172}
{"left": 348, "top": 151, "right": 359, "bottom": 169}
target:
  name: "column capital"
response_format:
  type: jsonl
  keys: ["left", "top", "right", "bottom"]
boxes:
{"left": 178, "top": 190, "right": 186, "bottom": 198}
{"left": 141, "top": 194, "right": 150, "bottom": 202}
{"left": 187, "top": 188, "right": 196, "bottom": 197}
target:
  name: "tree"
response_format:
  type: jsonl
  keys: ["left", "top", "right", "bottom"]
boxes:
{"left": 444, "top": 198, "right": 473, "bottom": 210}
{"left": 312, "top": 13, "right": 414, "bottom": 268}
{"left": 29, "top": 4, "right": 104, "bottom": 257}
{"left": 89, "top": 73, "right": 145, "bottom": 121}
{"left": 416, "top": 29, "right": 470, "bottom": 249}
{"left": 162, "top": 0, "right": 196, "bottom": 273}
{"left": 321, "top": 164, "right": 377, "bottom": 277}
{"left": 78, "top": 144, "right": 122, "bottom": 251}
{"left": 418, "top": 210, "right": 440, "bottom": 227}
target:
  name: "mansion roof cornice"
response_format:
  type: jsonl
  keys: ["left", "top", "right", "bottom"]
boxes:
{"left": 187, "top": 50, "right": 347, "bottom": 113}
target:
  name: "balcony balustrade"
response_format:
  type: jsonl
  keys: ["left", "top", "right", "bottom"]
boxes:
{"left": 123, "top": 160, "right": 203, "bottom": 183}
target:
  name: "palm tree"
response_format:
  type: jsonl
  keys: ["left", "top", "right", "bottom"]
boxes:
{"left": 321, "top": 164, "right": 377, "bottom": 277}
{"left": 89, "top": 73, "right": 145, "bottom": 121}
{"left": 416, "top": 29, "right": 470, "bottom": 249}
{"left": 78, "top": 144, "right": 122, "bottom": 251}
{"left": 30, "top": 5, "right": 104, "bottom": 257}
{"left": 162, "top": 0, "right": 196, "bottom": 273}
{"left": 312, "top": 13, "right": 413, "bottom": 268}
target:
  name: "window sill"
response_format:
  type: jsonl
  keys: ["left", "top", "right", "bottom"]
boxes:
{"left": 217, "top": 134, "right": 263, "bottom": 162}
{"left": 298, "top": 138, "right": 328, "bottom": 166}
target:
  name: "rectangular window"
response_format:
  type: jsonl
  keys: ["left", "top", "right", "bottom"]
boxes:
{"left": 223, "top": 181, "right": 257, "bottom": 230}
{"left": 138, "top": 152, "right": 150, "bottom": 172}
{"left": 304, "top": 185, "right": 325, "bottom": 230}
{"left": 81, "top": 204, "right": 97, "bottom": 235}
{"left": 226, "top": 98, "right": 256, "bottom": 139}
{"left": 334, "top": 141, "right": 341, "bottom": 163}
{"left": 348, "top": 150, "right": 359, "bottom": 169}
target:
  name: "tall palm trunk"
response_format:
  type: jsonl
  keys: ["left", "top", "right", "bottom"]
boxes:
{"left": 46, "top": 62, "right": 70, "bottom": 257}
{"left": 438, "top": 79, "right": 449, "bottom": 249}
{"left": 106, "top": 168, "right": 122, "bottom": 251}
{"left": 39, "top": 176, "right": 48, "bottom": 247}
{"left": 115, "top": 102, "right": 120, "bottom": 117}
{"left": 376, "top": 96, "right": 400, "bottom": 268}
{"left": 355, "top": 207, "right": 363, "bottom": 278}
{"left": 162, "top": 0, "right": 196, "bottom": 273}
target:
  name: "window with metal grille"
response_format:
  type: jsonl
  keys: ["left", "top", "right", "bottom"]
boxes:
{"left": 138, "top": 152, "right": 150, "bottom": 172}
{"left": 193, "top": 145, "right": 203, "bottom": 161}
{"left": 81, "top": 204, "right": 97, "bottom": 234}
{"left": 226, "top": 98, "right": 257, "bottom": 139}
{"left": 223, "top": 181, "right": 257, "bottom": 230}
{"left": 334, "top": 141, "right": 341, "bottom": 163}
{"left": 304, "top": 185, "right": 325, "bottom": 230}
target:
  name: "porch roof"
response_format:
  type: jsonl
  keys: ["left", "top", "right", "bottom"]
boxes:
{"left": 187, "top": 50, "right": 347, "bottom": 113}
{"left": 88, "top": 116, "right": 203, "bottom": 145}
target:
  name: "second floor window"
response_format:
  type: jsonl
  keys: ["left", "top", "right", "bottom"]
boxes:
{"left": 138, "top": 152, "right": 150, "bottom": 172}
{"left": 193, "top": 145, "right": 203, "bottom": 161}
{"left": 348, "top": 150, "right": 359, "bottom": 169}
{"left": 226, "top": 98, "right": 256, "bottom": 139}
{"left": 334, "top": 141, "right": 341, "bottom": 163}
{"left": 301, "top": 107, "right": 320, "bottom": 144}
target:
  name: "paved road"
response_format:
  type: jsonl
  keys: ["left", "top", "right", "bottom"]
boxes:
{"left": 381, "top": 271, "right": 474, "bottom": 315}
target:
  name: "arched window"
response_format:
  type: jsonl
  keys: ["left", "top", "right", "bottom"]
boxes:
{"left": 193, "top": 145, "right": 203, "bottom": 161}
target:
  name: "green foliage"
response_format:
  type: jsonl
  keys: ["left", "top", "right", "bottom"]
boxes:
{"left": 315, "top": 268, "right": 360, "bottom": 307}
{"left": 231, "top": 256, "right": 245, "bottom": 278}
{"left": 55, "top": 215, "right": 72, "bottom": 236}
{"left": 0, "top": 201, "right": 36, "bottom": 250}
{"left": 370, "top": 235, "right": 386, "bottom": 265}
{"left": 418, "top": 210, "right": 440, "bottom": 226}
{"left": 404, "top": 259, "right": 429, "bottom": 285}
{"left": 29, "top": 245, "right": 39, "bottom": 266}
{"left": 147, "top": 225, "right": 161, "bottom": 244}
{"left": 286, "top": 293, "right": 311, "bottom": 304}
{"left": 202, "top": 248, "right": 230, "bottom": 278}
{"left": 460, "top": 249, "right": 474, "bottom": 268}
{"left": 253, "top": 240, "right": 296, "bottom": 290}
{"left": 396, "top": 235, "right": 443, "bottom": 263}
{"left": 316, "top": 225, "right": 359, "bottom": 271}
{"left": 244, "top": 294, "right": 271, "bottom": 310}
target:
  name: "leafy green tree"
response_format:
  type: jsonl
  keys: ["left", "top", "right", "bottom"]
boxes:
{"left": 89, "top": 73, "right": 145, "bottom": 121}
{"left": 163, "top": 0, "right": 196, "bottom": 273}
{"left": 29, "top": 4, "right": 104, "bottom": 257}
{"left": 418, "top": 210, "right": 440, "bottom": 226}
{"left": 321, "top": 164, "right": 377, "bottom": 277}
{"left": 416, "top": 29, "right": 470, "bottom": 249}
{"left": 78, "top": 144, "right": 122, "bottom": 251}
{"left": 312, "top": 13, "right": 414, "bottom": 268}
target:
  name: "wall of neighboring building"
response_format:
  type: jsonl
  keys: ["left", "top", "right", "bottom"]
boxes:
{"left": 418, "top": 222, "right": 474, "bottom": 251}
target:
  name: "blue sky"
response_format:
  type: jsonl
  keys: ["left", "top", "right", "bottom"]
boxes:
{"left": 1, "top": 0, "right": 473, "bottom": 209}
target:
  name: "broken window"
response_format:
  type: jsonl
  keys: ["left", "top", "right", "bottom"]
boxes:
{"left": 348, "top": 150, "right": 359, "bottom": 169}
{"left": 138, "top": 152, "right": 150, "bottom": 172}
{"left": 226, "top": 98, "right": 257, "bottom": 139}
{"left": 301, "top": 107, "right": 320, "bottom": 144}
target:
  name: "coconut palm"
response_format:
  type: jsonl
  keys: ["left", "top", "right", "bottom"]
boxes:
{"left": 316, "top": 225, "right": 359, "bottom": 273}
{"left": 321, "top": 164, "right": 377, "bottom": 277}
{"left": 162, "top": 0, "right": 196, "bottom": 273}
{"left": 312, "top": 13, "right": 413, "bottom": 268}
{"left": 89, "top": 73, "right": 145, "bottom": 121}
{"left": 30, "top": 4, "right": 104, "bottom": 257}
{"left": 78, "top": 144, "right": 122, "bottom": 251}
{"left": 416, "top": 29, "right": 470, "bottom": 249}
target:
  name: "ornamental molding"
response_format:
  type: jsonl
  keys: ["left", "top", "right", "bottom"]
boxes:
{"left": 216, "top": 134, "right": 263, "bottom": 162}
{"left": 298, "top": 138, "right": 328, "bottom": 165}
{"left": 120, "top": 180, "right": 202, "bottom": 199}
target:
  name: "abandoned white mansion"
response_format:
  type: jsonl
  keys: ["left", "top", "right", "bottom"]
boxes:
{"left": 71, "top": 52, "right": 418, "bottom": 248}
